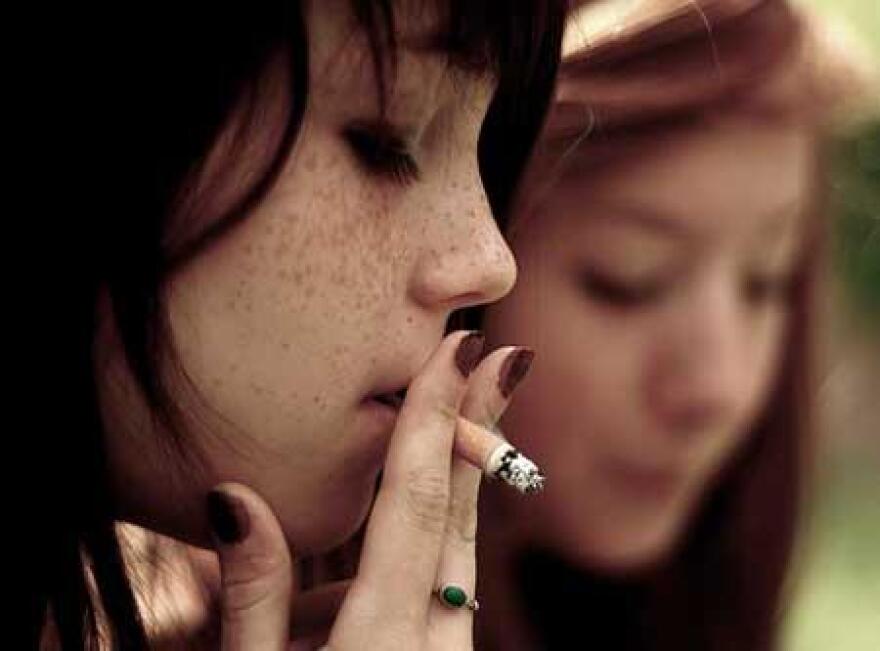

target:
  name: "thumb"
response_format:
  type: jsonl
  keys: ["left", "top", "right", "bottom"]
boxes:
{"left": 207, "top": 482, "right": 294, "bottom": 651}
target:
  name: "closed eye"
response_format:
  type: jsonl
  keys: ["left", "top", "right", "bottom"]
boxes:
{"left": 743, "top": 273, "right": 797, "bottom": 305}
{"left": 580, "top": 269, "right": 668, "bottom": 309}
{"left": 343, "top": 121, "right": 420, "bottom": 186}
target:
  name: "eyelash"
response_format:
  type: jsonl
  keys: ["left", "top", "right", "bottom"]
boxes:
{"left": 343, "top": 123, "right": 420, "bottom": 186}
{"left": 743, "top": 274, "right": 797, "bottom": 305}
{"left": 580, "top": 270, "right": 797, "bottom": 310}
{"left": 580, "top": 270, "right": 666, "bottom": 309}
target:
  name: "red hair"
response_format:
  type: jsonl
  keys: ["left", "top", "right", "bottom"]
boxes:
{"left": 509, "top": 1, "right": 864, "bottom": 647}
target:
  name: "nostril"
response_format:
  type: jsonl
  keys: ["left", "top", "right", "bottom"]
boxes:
{"left": 455, "top": 291, "right": 491, "bottom": 309}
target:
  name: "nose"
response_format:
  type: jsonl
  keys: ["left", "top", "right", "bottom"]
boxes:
{"left": 408, "top": 173, "right": 517, "bottom": 312}
{"left": 648, "top": 279, "right": 752, "bottom": 436}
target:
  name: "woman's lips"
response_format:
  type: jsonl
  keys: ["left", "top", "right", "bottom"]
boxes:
{"left": 603, "top": 458, "right": 684, "bottom": 500}
{"left": 358, "top": 386, "right": 408, "bottom": 433}
{"left": 369, "top": 387, "right": 407, "bottom": 410}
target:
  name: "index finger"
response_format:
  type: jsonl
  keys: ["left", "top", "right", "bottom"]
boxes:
{"left": 347, "top": 331, "right": 484, "bottom": 619}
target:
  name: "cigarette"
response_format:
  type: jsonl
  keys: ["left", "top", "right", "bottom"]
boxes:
{"left": 454, "top": 416, "right": 545, "bottom": 494}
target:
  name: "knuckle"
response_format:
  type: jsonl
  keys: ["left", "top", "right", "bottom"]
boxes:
{"left": 400, "top": 468, "right": 450, "bottom": 534}
{"left": 446, "top": 493, "right": 479, "bottom": 544}
{"left": 221, "top": 551, "right": 290, "bottom": 616}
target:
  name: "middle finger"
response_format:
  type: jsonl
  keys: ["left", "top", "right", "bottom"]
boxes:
{"left": 428, "top": 345, "right": 535, "bottom": 645}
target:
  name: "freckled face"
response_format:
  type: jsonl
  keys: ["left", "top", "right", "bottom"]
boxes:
{"left": 484, "top": 119, "right": 811, "bottom": 572}
{"left": 106, "top": 1, "right": 515, "bottom": 553}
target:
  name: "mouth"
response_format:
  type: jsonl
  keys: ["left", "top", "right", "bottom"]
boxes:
{"left": 604, "top": 458, "right": 684, "bottom": 498}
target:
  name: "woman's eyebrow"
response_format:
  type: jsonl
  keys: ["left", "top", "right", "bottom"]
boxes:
{"left": 582, "top": 200, "right": 690, "bottom": 237}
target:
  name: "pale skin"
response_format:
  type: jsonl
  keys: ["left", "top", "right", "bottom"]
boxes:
{"left": 93, "top": 1, "right": 532, "bottom": 648}
{"left": 478, "top": 115, "right": 812, "bottom": 647}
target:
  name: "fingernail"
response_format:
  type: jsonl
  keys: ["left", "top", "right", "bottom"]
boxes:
{"left": 455, "top": 331, "right": 485, "bottom": 378}
{"left": 498, "top": 347, "right": 535, "bottom": 398}
{"left": 206, "top": 489, "right": 250, "bottom": 545}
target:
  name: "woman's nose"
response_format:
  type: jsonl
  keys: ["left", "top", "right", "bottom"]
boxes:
{"left": 408, "top": 178, "right": 517, "bottom": 311}
{"left": 649, "top": 281, "right": 753, "bottom": 435}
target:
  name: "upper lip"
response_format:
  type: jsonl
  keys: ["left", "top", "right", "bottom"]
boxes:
{"left": 363, "top": 342, "right": 438, "bottom": 408}
{"left": 605, "top": 457, "right": 684, "bottom": 485}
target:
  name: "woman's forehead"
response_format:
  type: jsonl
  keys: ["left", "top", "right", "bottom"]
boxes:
{"left": 308, "top": 0, "right": 494, "bottom": 104}
{"left": 527, "top": 119, "right": 811, "bottom": 242}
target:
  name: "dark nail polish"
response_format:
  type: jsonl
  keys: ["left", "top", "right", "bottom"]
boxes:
{"left": 206, "top": 490, "right": 250, "bottom": 545}
{"left": 498, "top": 347, "right": 535, "bottom": 398}
{"left": 455, "top": 331, "right": 485, "bottom": 378}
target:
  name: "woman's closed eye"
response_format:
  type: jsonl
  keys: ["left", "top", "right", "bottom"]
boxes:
{"left": 742, "top": 272, "right": 797, "bottom": 306}
{"left": 579, "top": 267, "right": 670, "bottom": 309}
{"left": 343, "top": 120, "right": 420, "bottom": 186}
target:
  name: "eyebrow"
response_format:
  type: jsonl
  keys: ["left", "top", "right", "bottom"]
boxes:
{"left": 586, "top": 199, "right": 804, "bottom": 238}
{"left": 586, "top": 201, "right": 691, "bottom": 237}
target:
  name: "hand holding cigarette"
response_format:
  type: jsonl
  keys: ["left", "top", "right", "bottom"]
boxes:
{"left": 208, "top": 333, "right": 540, "bottom": 650}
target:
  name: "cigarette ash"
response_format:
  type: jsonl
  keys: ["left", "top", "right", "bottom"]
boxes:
{"left": 491, "top": 446, "right": 545, "bottom": 494}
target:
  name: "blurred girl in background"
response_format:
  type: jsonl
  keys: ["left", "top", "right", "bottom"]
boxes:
{"left": 477, "top": 0, "right": 875, "bottom": 648}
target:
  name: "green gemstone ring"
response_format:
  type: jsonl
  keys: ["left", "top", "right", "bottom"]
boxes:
{"left": 435, "top": 584, "right": 480, "bottom": 612}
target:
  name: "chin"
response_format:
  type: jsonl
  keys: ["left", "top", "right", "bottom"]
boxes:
{"left": 281, "top": 478, "right": 378, "bottom": 555}
{"left": 592, "top": 536, "right": 679, "bottom": 577}
{"left": 557, "top": 514, "right": 688, "bottom": 578}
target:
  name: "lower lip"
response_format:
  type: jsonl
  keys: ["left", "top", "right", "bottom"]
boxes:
{"left": 604, "top": 460, "right": 683, "bottom": 499}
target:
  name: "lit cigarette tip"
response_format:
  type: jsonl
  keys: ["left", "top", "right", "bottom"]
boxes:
{"left": 485, "top": 442, "right": 546, "bottom": 495}
{"left": 455, "top": 417, "right": 545, "bottom": 495}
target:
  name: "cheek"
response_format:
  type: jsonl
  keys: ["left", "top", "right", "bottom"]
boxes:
{"left": 156, "top": 135, "right": 421, "bottom": 549}
{"left": 165, "top": 131, "right": 416, "bottom": 462}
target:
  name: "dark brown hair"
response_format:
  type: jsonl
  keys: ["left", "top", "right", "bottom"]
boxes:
{"left": 26, "top": 1, "right": 566, "bottom": 649}
{"left": 511, "top": 1, "right": 833, "bottom": 649}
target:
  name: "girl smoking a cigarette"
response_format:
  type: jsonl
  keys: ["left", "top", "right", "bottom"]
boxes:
{"left": 24, "top": 1, "right": 566, "bottom": 649}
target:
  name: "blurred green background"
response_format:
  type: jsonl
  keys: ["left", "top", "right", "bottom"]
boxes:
{"left": 803, "top": 0, "right": 880, "bottom": 59}
{"left": 785, "top": 2, "right": 878, "bottom": 650}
